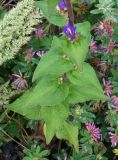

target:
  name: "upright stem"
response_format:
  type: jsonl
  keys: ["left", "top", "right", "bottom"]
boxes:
{"left": 65, "top": 0, "right": 74, "bottom": 25}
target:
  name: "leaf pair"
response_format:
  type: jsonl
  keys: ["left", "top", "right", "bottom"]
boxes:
{"left": 7, "top": 22, "right": 106, "bottom": 151}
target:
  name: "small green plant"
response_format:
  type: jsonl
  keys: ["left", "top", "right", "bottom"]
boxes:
{"left": 23, "top": 144, "right": 49, "bottom": 160}
{"left": 7, "top": 0, "right": 106, "bottom": 152}
{"left": 91, "top": 0, "right": 118, "bottom": 22}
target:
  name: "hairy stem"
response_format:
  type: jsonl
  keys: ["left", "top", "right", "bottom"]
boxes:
{"left": 65, "top": 0, "right": 74, "bottom": 25}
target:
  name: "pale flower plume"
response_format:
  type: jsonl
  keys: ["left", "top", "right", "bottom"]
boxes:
{"left": 0, "top": 0, "right": 42, "bottom": 65}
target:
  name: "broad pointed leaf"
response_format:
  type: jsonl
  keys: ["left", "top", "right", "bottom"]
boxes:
{"left": 56, "top": 122, "right": 78, "bottom": 152}
{"left": 40, "top": 105, "right": 78, "bottom": 151}
{"left": 40, "top": 104, "right": 69, "bottom": 143}
{"left": 67, "top": 63, "right": 106, "bottom": 103}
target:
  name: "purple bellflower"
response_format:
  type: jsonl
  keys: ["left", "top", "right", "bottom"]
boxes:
{"left": 56, "top": 0, "right": 67, "bottom": 11}
{"left": 63, "top": 22, "right": 79, "bottom": 41}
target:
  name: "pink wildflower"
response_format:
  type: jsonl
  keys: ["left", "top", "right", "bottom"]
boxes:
{"left": 94, "top": 20, "right": 114, "bottom": 37}
{"left": 27, "top": 48, "right": 35, "bottom": 56}
{"left": 99, "top": 39, "right": 118, "bottom": 54}
{"left": 90, "top": 40, "right": 97, "bottom": 53}
{"left": 36, "top": 50, "right": 45, "bottom": 58}
{"left": 12, "top": 71, "right": 28, "bottom": 90}
{"left": 109, "top": 132, "right": 118, "bottom": 147}
{"left": 102, "top": 78, "right": 112, "bottom": 97}
{"left": 56, "top": 0, "right": 67, "bottom": 11}
{"left": 35, "top": 28, "right": 44, "bottom": 38}
{"left": 111, "top": 95, "right": 118, "bottom": 111}
{"left": 86, "top": 123, "right": 101, "bottom": 141}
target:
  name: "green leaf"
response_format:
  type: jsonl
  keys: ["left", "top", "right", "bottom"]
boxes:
{"left": 67, "top": 63, "right": 106, "bottom": 103}
{"left": 90, "top": 9, "right": 101, "bottom": 14}
{"left": 40, "top": 104, "right": 69, "bottom": 143}
{"left": 113, "top": 87, "right": 118, "bottom": 94}
{"left": 33, "top": 52, "right": 73, "bottom": 82}
{"left": 40, "top": 104, "right": 78, "bottom": 151}
{"left": 7, "top": 122, "right": 20, "bottom": 138}
{"left": 111, "top": 68, "right": 118, "bottom": 81}
{"left": 32, "top": 38, "right": 74, "bottom": 83}
{"left": 35, "top": 0, "right": 67, "bottom": 26}
{"left": 47, "top": 0, "right": 59, "bottom": 16}
{"left": 76, "top": 22, "right": 91, "bottom": 44}
{"left": 56, "top": 121, "right": 78, "bottom": 152}
{"left": 8, "top": 77, "right": 69, "bottom": 117}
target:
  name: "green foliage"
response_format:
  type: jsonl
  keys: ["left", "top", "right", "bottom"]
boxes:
{"left": 91, "top": 0, "right": 118, "bottom": 22}
{"left": 47, "top": 0, "right": 60, "bottom": 16}
{"left": 23, "top": 144, "right": 49, "bottom": 160}
{"left": 0, "top": 8, "right": 7, "bottom": 19}
{"left": 40, "top": 105, "right": 78, "bottom": 151}
{"left": 29, "top": 36, "right": 52, "bottom": 51}
{"left": 67, "top": 63, "right": 106, "bottom": 103}
{"left": 0, "top": 82, "right": 23, "bottom": 107}
{"left": 72, "top": 104, "right": 95, "bottom": 126}
{"left": 35, "top": 0, "right": 67, "bottom": 26}
{"left": 7, "top": 21, "right": 105, "bottom": 151}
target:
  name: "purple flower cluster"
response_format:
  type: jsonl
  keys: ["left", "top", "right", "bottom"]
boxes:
{"left": 102, "top": 78, "right": 113, "bottom": 97}
{"left": 63, "top": 22, "right": 79, "bottom": 41}
{"left": 90, "top": 19, "right": 118, "bottom": 55}
{"left": 102, "top": 78, "right": 118, "bottom": 113}
{"left": 25, "top": 48, "right": 45, "bottom": 62}
{"left": 109, "top": 132, "right": 118, "bottom": 147}
{"left": 27, "top": 48, "right": 35, "bottom": 56}
{"left": 99, "top": 39, "right": 118, "bottom": 54}
{"left": 90, "top": 40, "right": 97, "bottom": 53}
{"left": 102, "top": 76, "right": 118, "bottom": 147}
{"left": 111, "top": 96, "right": 118, "bottom": 111}
{"left": 56, "top": 0, "right": 67, "bottom": 11}
{"left": 90, "top": 39, "right": 118, "bottom": 55}
{"left": 35, "top": 28, "right": 44, "bottom": 39}
{"left": 12, "top": 72, "right": 28, "bottom": 90}
{"left": 86, "top": 123, "right": 101, "bottom": 141}
{"left": 36, "top": 50, "right": 45, "bottom": 57}
{"left": 94, "top": 20, "right": 114, "bottom": 37}
{"left": 102, "top": 78, "right": 118, "bottom": 111}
